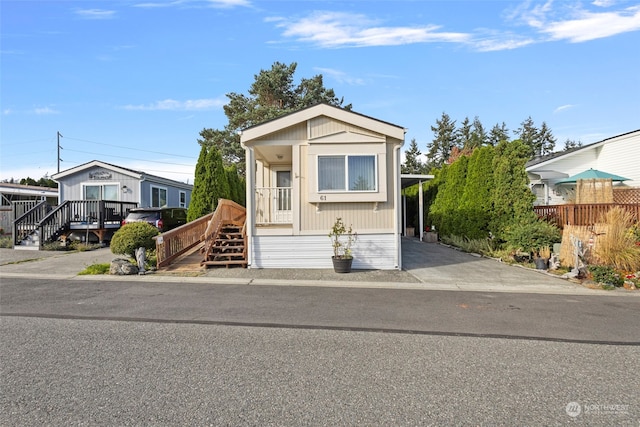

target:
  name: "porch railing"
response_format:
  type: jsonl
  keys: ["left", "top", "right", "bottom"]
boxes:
{"left": 13, "top": 200, "right": 51, "bottom": 245}
{"left": 155, "top": 211, "right": 213, "bottom": 268}
{"left": 255, "top": 187, "right": 292, "bottom": 224}
{"left": 14, "top": 200, "right": 137, "bottom": 247}
{"left": 155, "top": 199, "right": 246, "bottom": 269}
{"left": 535, "top": 203, "right": 640, "bottom": 229}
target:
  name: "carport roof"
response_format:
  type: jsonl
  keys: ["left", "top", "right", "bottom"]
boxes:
{"left": 401, "top": 174, "right": 434, "bottom": 189}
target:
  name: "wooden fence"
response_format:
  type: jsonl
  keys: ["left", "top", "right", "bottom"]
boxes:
{"left": 534, "top": 203, "right": 640, "bottom": 229}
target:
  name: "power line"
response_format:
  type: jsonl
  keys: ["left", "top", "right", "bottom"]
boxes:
{"left": 63, "top": 148, "right": 195, "bottom": 167}
{"left": 63, "top": 136, "right": 197, "bottom": 160}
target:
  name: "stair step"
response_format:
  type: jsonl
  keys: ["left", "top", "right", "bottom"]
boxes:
{"left": 202, "top": 260, "right": 248, "bottom": 267}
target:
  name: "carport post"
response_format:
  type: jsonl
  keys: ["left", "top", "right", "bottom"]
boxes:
{"left": 418, "top": 180, "right": 424, "bottom": 241}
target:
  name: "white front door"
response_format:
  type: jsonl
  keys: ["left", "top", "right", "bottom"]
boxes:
{"left": 274, "top": 169, "right": 292, "bottom": 223}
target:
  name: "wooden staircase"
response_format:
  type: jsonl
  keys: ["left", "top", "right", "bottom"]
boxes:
{"left": 201, "top": 221, "right": 247, "bottom": 268}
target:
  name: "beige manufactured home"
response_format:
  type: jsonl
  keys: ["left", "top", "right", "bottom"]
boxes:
{"left": 241, "top": 103, "right": 406, "bottom": 269}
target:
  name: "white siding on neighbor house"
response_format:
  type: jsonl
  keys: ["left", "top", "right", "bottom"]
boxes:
{"left": 250, "top": 234, "right": 398, "bottom": 269}
{"left": 595, "top": 134, "right": 640, "bottom": 187}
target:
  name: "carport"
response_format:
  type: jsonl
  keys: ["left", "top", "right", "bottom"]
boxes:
{"left": 400, "top": 174, "right": 434, "bottom": 241}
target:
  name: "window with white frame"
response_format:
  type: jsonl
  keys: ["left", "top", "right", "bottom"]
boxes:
{"left": 151, "top": 186, "right": 167, "bottom": 207}
{"left": 83, "top": 184, "right": 119, "bottom": 200}
{"left": 318, "top": 155, "right": 377, "bottom": 192}
{"left": 179, "top": 191, "right": 186, "bottom": 208}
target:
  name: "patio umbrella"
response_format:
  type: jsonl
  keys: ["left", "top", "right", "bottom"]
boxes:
{"left": 555, "top": 168, "right": 630, "bottom": 184}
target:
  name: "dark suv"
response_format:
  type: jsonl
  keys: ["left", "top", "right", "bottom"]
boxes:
{"left": 122, "top": 207, "right": 188, "bottom": 232}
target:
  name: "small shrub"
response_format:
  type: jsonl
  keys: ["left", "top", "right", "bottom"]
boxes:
{"left": 0, "top": 236, "right": 13, "bottom": 248}
{"left": 78, "top": 263, "right": 110, "bottom": 275}
{"left": 588, "top": 265, "right": 624, "bottom": 287}
{"left": 111, "top": 222, "right": 159, "bottom": 258}
{"left": 503, "top": 219, "right": 561, "bottom": 256}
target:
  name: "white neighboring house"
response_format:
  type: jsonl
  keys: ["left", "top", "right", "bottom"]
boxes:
{"left": 526, "top": 129, "right": 640, "bottom": 205}
{"left": 241, "top": 103, "right": 406, "bottom": 270}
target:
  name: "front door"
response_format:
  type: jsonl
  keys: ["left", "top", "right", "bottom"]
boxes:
{"left": 274, "top": 169, "right": 292, "bottom": 223}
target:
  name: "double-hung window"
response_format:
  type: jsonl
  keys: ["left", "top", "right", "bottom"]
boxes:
{"left": 318, "top": 155, "right": 376, "bottom": 192}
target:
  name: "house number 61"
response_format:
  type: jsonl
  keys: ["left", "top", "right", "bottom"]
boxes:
{"left": 320, "top": 195, "right": 327, "bottom": 201}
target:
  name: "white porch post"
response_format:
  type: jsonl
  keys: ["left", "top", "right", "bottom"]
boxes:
{"left": 418, "top": 180, "right": 424, "bottom": 242}
{"left": 402, "top": 193, "right": 407, "bottom": 236}
{"left": 245, "top": 146, "right": 255, "bottom": 267}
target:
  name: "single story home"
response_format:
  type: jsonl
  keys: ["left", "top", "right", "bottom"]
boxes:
{"left": 240, "top": 103, "right": 406, "bottom": 270}
{"left": 52, "top": 160, "right": 192, "bottom": 208}
{"left": 526, "top": 129, "right": 640, "bottom": 205}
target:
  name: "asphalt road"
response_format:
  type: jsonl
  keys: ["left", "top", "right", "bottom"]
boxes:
{"left": 1, "top": 277, "right": 639, "bottom": 425}
{"left": 1, "top": 316, "right": 638, "bottom": 425}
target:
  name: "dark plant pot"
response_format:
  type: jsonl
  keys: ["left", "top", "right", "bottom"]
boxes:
{"left": 534, "top": 257, "right": 549, "bottom": 270}
{"left": 332, "top": 256, "right": 353, "bottom": 273}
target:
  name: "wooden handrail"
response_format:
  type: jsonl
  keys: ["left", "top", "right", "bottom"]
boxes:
{"left": 155, "top": 199, "right": 246, "bottom": 269}
{"left": 200, "top": 199, "right": 246, "bottom": 263}
{"left": 535, "top": 203, "right": 640, "bottom": 228}
{"left": 155, "top": 212, "right": 213, "bottom": 268}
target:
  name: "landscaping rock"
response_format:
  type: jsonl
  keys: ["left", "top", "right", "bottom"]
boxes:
{"left": 110, "top": 258, "right": 139, "bottom": 275}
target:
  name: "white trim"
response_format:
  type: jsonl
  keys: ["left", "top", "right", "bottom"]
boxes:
{"left": 150, "top": 185, "right": 168, "bottom": 207}
{"left": 179, "top": 190, "right": 187, "bottom": 208}
{"left": 81, "top": 182, "right": 121, "bottom": 201}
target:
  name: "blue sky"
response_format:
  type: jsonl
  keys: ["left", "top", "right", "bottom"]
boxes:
{"left": 2, "top": 0, "right": 639, "bottom": 184}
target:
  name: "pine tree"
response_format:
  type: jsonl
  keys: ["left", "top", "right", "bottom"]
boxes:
{"left": 427, "top": 112, "right": 458, "bottom": 167}
{"left": 488, "top": 122, "right": 509, "bottom": 146}
{"left": 402, "top": 138, "right": 427, "bottom": 174}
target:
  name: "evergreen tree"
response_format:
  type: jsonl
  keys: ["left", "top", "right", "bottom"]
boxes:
{"left": 470, "top": 116, "right": 488, "bottom": 149}
{"left": 401, "top": 138, "right": 427, "bottom": 174}
{"left": 489, "top": 139, "right": 537, "bottom": 241}
{"left": 458, "top": 117, "right": 473, "bottom": 151}
{"left": 563, "top": 138, "right": 582, "bottom": 151}
{"left": 428, "top": 156, "right": 468, "bottom": 236}
{"left": 458, "top": 145, "right": 495, "bottom": 239}
{"left": 489, "top": 122, "right": 509, "bottom": 146}
{"left": 515, "top": 117, "right": 556, "bottom": 158}
{"left": 187, "top": 145, "right": 231, "bottom": 222}
{"left": 427, "top": 112, "right": 458, "bottom": 167}
{"left": 199, "top": 62, "right": 348, "bottom": 175}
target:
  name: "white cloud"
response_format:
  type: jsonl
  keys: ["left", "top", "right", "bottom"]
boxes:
{"left": 314, "top": 67, "right": 366, "bottom": 86}
{"left": 554, "top": 104, "right": 576, "bottom": 113}
{"left": 592, "top": 0, "right": 617, "bottom": 7}
{"left": 122, "top": 98, "right": 225, "bottom": 111}
{"left": 271, "top": 11, "right": 470, "bottom": 48}
{"left": 541, "top": 6, "right": 640, "bottom": 42}
{"left": 34, "top": 107, "right": 60, "bottom": 115}
{"left": 134, "top": 0, "right": 250, "bottom": 8}
{"left": 74, "top": 9, "right": 116, "bottom": 20}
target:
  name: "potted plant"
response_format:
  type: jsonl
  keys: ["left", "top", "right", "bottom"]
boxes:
{"left": 329, "top": 217, "right": 357, "bottom": 273}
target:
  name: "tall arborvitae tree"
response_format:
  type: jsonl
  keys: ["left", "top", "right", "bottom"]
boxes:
{"left": 199, "top": 62, "right": 349, "bottom": 175}
{"left": 225, "top": 164, "right": 246, "bottom": 207}
{"left": 188, "top": 145, "right": 231, "bottom": 221}
{"left": 458, "top": 145, "right": 495, "bottom": 239}
{"left": 489, "top": 122, "right": 509, "bottom": 146}
{"left": 489, "top": 139, "right": 537, "bottom": 241}
{"left": 427, "top": 112, "right": 458, "bottom": 168}
{"left": 428, "top": 156, "right": 468, "bottom": 236}
{"left": 402, "top": 138, "right": 427, "bottom": 174}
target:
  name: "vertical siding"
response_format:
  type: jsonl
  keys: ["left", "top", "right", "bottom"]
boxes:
{"left": 299, "top": 140, "right": 396, "bottom": 233}
{"left": 255, "top": 123, "right": 306, "bottom": 141}
{"left": 309, "top": 116, "right": 383, "bottom": 139}
{"left": 251, "top": 234, "right": 397, "bottom": 269}
{"left": 58, "top": 167, "right": 138, "bottom": 202}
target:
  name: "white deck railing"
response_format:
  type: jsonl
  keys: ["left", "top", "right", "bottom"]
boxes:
{"left": 255, "top": 187, "right": 292, "bottom": 224}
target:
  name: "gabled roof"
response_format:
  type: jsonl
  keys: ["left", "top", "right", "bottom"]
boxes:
{"left": 240, "top": 103, "right": 406, "bottom": 143}
{"left": 526, "top": 129, "right": 640, "bottom": 170}
{"left": 52, "top": 160, "right": 192, "bottom": 189}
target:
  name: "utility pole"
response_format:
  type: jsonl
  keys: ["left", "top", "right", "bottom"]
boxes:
{"left": 57, "top": 131, "right": 63, "bottom": 173}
